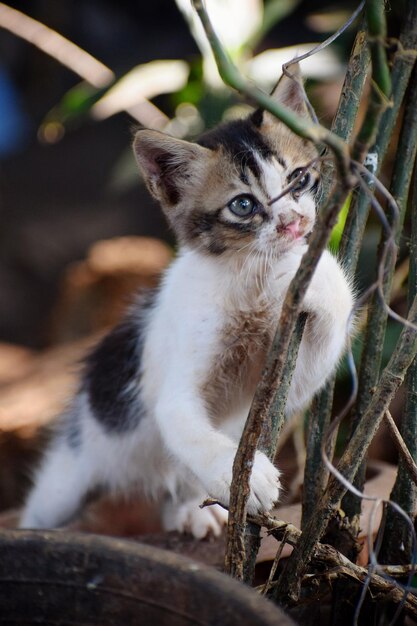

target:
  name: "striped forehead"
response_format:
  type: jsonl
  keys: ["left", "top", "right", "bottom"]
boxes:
{"left": 197, "top": 118, "right": 285, "bottom": 178}
{"left": 253, "top": 156, "right": 286, "bottom": 205}
{"left": 196, "top": 118, "right": 293, "bottom": 211}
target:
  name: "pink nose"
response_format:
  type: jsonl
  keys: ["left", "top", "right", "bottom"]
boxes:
{"left": 278, "top": 218, "right": 301, "bottom": 238}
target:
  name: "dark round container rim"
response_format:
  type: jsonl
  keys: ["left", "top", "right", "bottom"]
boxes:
{"left": 0, "top": 529, "right": 295, "bottom": 626}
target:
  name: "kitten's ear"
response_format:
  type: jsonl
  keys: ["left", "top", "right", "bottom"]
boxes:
{"left": 133, "top": 130, "right": 210, "bottom": 206}
{"left": 269, "top": 63, "right": 310, "bottom": 118}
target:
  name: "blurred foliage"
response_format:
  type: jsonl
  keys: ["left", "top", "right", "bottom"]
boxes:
{"left": 38, "top": 0, "right": 343, "bottom": 141}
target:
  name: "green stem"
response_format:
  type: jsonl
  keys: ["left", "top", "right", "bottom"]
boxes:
{"left": 191, "top": 0, "right": 352, "bottom": 184}
{"left": 343, "top": 55, "right": 417, "bottom": 525}
{"left": 379, "top": 93, "right": 417, "bottom": 564}
{"left": 304, "top": 5, "right": 417, "bottom": 618}
{"left": 303, "top": 21, "right": 370, "bottom": 529}
{"left": 260, "top": 314, "right": 307, "bottom": 458}
{"left": 275, "top": 294, "right": 417, "bottom": 604}
{"left": 365, "top": 0, "right": 391, "bottom": 95}
{"left": 326, "top": 0, "right": 417, "bottom": 559}
{"left": 242, "top": 314, "right": 307, "bottom": 583}
{"left": 340, "top": 0, "right": 417, "bottom": 273}
{"left": 302, "top": 377, "right": 335, "bottom": 529}
{"left": 320, "top": 20, "right": 370, "bottom": 203}
{"left": 351, "top": 0, "right": 392, "bottom": 163}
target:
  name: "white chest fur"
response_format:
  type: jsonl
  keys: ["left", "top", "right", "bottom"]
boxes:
{"left": 142, "top": 246, "right": 293, "bottom": 417}
{"left": 139, "top": 242, "right": 353, "bottom": 518}
{"left": 142, "top": 242, "right": 353, "bottom": 418}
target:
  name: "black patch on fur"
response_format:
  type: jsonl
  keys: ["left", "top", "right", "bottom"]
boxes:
{"left": 84, "top": 298, "right": 153, "bottom": 434}
{"left": 243, "top": 150, "right": 262, "bottom": 180}
{"left": 250, "top": 108, "right": 264, "bottom": 127}
{"left": 310, "top": 176, "right": 320, "bottom": 196}
{"left": 208, "top": 240, "right": 227, "bottom": 255}
{"left": 198, "top": 118, "right": 274, "bottom": 181}
{"left": 218, "top": 219, "right": 254, "bottom": 234}
{"left": 239, "top": 170, "right": 250, "bottom": 186}
{"left": 185, "top": 209, "right": 220, "bottom": 239}
{"left": 276, "top": 155, "right": 287, "bottom": 169}
{"left": 184, "top": 206, "right": 256, "bottom": 255}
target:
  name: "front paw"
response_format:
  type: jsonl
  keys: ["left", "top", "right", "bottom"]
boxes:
{"left": 247, "top": 451, "right": 281, "bottom": 514}
{"left": 305, "top": 250, "right": 354, "bottom": 321}
{"left": 162, "top": 497, "right": 228, "bottom": 539}
{"left": 205, "top": 450, "right": 281, "bottom": 515}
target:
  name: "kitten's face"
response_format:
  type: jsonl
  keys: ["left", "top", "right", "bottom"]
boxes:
{"left": 189, "top": 118, "right": 318, "bottom": 257}
{"left": 134, "top": 70, "right": 320, "bottom": 259}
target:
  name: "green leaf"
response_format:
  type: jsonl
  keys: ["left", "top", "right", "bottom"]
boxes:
{"left": 91, "top": 60, "right": 189, "bottom": 120}
{"left": 38, "top": 81, "right": 107, "bottom": 142}
{"left": 329, "top": 192, "right": 351, "bottom": 251}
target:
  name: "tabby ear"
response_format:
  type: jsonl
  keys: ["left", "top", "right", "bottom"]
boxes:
{"left": 133, "top": 130, "right": 210, "bottom": 206}
{"left": 269, "top": 62, "right": 310, "bottom": 118}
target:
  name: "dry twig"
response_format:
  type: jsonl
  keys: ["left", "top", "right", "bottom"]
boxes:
{"left": 252, "top": 514, "right": 417, "bottom": 620}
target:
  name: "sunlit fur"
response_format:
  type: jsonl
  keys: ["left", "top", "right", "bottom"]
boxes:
{"left": 20, "top": 70, "right": 354, "bottom": 538}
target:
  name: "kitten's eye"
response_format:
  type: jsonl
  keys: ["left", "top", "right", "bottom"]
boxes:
{"left": 228, "top": 195, "right": 256, "bottom": 217}
{"left": 288, "top": 169, "right": 311, "bottom": 193}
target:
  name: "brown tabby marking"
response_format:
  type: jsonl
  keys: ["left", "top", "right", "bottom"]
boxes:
{"left": 202, "top": 305, "right": 273, "bottom": 418}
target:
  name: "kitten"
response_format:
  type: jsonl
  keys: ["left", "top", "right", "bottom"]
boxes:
{"left": 20, "top": 70, "right": 354, "bottom": 538}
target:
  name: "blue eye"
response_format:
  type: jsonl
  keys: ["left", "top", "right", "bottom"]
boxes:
{"left": 228, "top": 195, "right": 256, "bottom": 217}
{"left": 288, "top": 169, "right": 311, "bottom": 192}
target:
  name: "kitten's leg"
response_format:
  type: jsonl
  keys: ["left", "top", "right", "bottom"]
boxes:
{"left": 19, "top": 390, "right": 103, "bottom": 529}
{"left": 162, "top": 493, "right": 228, "bottom": 539}
{"left": 154, "top": 391, "right": 281, "bottom": 515}
{"left": 161, "top": 444, "right": 229, "bottom": 538}
{"left": 287, "top": 249, "right": 354, "bottom": 413}
{"left": 19, "top": 439, "right": 91, "bottom": 529}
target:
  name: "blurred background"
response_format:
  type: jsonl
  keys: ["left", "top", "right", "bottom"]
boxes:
{"left": 0, "top": 0, "right": 381, "bottom": 348}
{"left": 0, "top": 0, "right": 409, "bottom": 530}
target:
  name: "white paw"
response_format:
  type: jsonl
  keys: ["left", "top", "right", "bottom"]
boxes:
{"left": 247, "top": 451, "right": 281, "bottom": 514}
{"left": 162, "top": 497, "right": 228, "bottom": 539}
{"left": 204, "top": 450, "right": 281, "bottom": 515}
{"left": 305, "top": 250, "right": 353, "bottom": 317}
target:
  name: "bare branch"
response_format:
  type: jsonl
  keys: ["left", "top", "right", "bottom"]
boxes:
{"left": 252, "top": 514, "right": 417, "bottom": 620}
{"left": 384, "top": 410, "right": 417, "bottom": 488}
{"left": 0, "top": 3, "right": 114, "bottom": 88}
{"left": 275, "top": 293, "right": 417, "bottom": 603}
